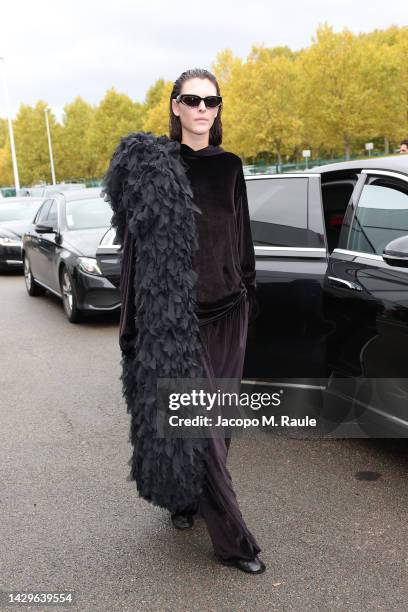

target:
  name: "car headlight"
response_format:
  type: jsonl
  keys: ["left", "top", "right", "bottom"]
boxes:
{"left": 77, "top": 257, "right": 102, "bottom": 276}
{"left": 0, "top": 236, "right": 22, "bottom": 247}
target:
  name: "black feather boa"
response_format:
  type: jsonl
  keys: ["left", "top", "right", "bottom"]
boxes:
{"left": 102, "top": 131, "right": 209, "bottom": 512}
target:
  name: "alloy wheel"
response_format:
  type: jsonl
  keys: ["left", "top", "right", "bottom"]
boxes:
{"left": 24, "top": 257, "right": 31, "bottom": 291}
{"left": 61, "top": 269, "right": 73, "bottom": 315}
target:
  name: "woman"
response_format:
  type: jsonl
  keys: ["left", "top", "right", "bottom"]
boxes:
{"left": 104, "top": 68, "right": 265, "bottom": 575}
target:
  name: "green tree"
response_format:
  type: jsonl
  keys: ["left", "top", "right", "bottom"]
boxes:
{"left": 12, "top": 101, "right": 61, "bottom": 185}
{"left": 57, "top": 97, "right": 95, "bottom": 180}
{"left": 0, "top": 118, "right": 7, "bottom": 148}
{"left": 142, "top": 81, "right": 174, "bottom": 136}
{"left": 0, "top": 119, "right": 13, "bottom": 185}
{"left": 88, "top": 87, "right": 144, "bottom": 177}
{"left": 0, "top": 137, "right": 13, "bottom": 186}
{"left": 144, "top": 79, "right": 167, "bottom": 111}
{"left": 361, "top": 38, "right": 405, "bottom": 154}
{"left": 222, "top": 44, "right": 303, "bottom": 164}
{"left": 300, "top": 24, "right": 379, "bottom": 159}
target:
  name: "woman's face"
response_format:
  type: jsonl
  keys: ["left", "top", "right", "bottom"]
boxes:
{"left": 172, "top": 77, "right": 219, "bottom": 138}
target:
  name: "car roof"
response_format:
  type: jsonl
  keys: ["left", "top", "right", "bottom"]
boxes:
{"left": 47, "top": 183, "right": 85, "bottom": 187}
{"left": 309, "top": 154, "right": 408, "bottom": 176}
{"left": 0, "top": 196, "right": 45, "bottom": 204}
{"left": 53, "top": 187, "right": 104, "bottom": 201}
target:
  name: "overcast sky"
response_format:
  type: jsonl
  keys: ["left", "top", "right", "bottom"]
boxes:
{"left": 1, "top": 0, "right": 407, "bottom": 122}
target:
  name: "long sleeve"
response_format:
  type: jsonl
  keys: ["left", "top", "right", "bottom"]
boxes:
{"left": 118, "top": 222, "right": 138, "bottom": 356}
{"left": 236, "top": 164, "right": 259, "bottom": 323}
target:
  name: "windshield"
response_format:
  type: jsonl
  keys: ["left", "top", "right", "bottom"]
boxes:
{"left": 65, "top": 198, "right": 112, "bottom": 230}
{"left": 0, "top": 201, "right": 41, "bottom": 222}
{"left": 29, "top": 188, "right": 46, "bottom": 197}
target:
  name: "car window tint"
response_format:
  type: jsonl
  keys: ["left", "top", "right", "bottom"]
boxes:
{"left": 65, "top": 198, "right": 113, "bottom": 230}
{"left": 35, "top": 199, "right": 53, "bottom": 223}
{"left": 348, "top": 178, "right": 408, "bottom": 255}
{"left": 46, "top": 200, "right": 58, "bottom": 227}
{"left": 246, "top": 178, "right": 309, "bottom": 247}
{"left": 33, "top": 205, "right": 43, "bottom": 224}
{"left": 36, "top": 200, "right": 52, "bottom": 223}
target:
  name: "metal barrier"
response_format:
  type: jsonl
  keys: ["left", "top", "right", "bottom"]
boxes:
{"left": 243, "top": 151, "right": 395, "bottom": 175}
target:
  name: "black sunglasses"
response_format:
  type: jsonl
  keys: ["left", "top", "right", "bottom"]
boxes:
{"left": 175, "top": 94, "right": 222, "bottom": 108}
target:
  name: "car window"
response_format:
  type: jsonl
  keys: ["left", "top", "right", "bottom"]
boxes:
{"left": 348, "top": 177, "right": 408, "bottom": 255}
{"left": 65, "top": 197, "right": 113, "bottom": 230}
{"left": 29, "top": 188, "right": 46, "bottom": 197}
{"left": 321, "top": 179, "right": 357, "bottom": 253}
{"left": 0, "top": 200, "right": 42, "bottom": 222}
{"left": 246, "top": 178, "right": 309, "bottom": 247}
{"left": 46, "top": 200, "right": 58, "bottom": 228}
{"left": 35, "top": 199, "right": 53, "bottom": 224}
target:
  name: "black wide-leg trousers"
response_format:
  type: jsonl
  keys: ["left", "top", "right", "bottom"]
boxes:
{"left": 190, "top": 295, "right": 262, "bottom": 562}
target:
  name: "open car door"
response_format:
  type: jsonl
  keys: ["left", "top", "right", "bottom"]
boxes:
{"left": 323, "top": 170, "right": 408, "bottom": 436}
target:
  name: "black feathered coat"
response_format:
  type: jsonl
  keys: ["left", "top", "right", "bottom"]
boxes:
{"left": 102, "top": 131, "right": 208, "bottom": 512}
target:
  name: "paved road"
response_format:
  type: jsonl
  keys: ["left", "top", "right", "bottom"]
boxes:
{"left": 1, "top": 272, "right": 408, "bottom": 611}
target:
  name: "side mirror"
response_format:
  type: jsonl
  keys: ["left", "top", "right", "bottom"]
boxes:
{"left": 35, "top": 223, "right": 57, "bottom": 234}
{"left": 383, "top": 235, "right": 408, "bottom": 268}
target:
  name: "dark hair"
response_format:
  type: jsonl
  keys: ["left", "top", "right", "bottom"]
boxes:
{"left": 169, "top": 68, "right": 223, "bottom": 145}
{"left": 400, "top": 139, "right": 408, "bottom": 147}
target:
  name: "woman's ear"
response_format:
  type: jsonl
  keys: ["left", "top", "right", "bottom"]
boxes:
{"left": 171, "top": 99, "right": 180, "bottom": 118}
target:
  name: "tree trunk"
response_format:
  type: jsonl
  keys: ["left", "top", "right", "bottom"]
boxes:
{"left": 384, "top": 136, "right": 389, "bottom": 155}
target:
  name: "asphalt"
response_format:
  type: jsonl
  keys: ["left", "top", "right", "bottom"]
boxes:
{"left": 1, "top": 271, "right": 408, "bottom": 612}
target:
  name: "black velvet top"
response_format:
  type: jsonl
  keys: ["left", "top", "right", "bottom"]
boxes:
{"left": 179, "top": 142, "right": 257, "bottom": 325}
{"left": 118, "top": 141, "right": 257, "bottom": 354}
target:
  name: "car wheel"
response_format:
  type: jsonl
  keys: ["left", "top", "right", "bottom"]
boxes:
{"left": 24, "top": 254, "right": 46, "bottom": 296}
{"left": 60, "top": 266, "right": 83, "bottom": 323}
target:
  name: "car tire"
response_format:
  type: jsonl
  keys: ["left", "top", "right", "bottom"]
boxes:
{"left": 59, "top": 266, "right": 83, "bottom": 323}
{"left": 24, "top": 254, "right": 46, "bottom": 296}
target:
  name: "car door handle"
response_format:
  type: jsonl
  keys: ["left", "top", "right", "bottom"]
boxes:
{"left": 327, "top": 276, "right": 363, "bottom": 291}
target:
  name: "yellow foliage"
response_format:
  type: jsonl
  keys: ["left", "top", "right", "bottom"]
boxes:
{"left": 1, "top": 23, "right": 408, "bottom": 186}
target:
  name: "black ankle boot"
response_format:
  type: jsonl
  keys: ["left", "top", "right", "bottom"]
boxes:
{"left": 171, "top": 511, "right": 195, "bottom": 530}
{"left": 219, "top": 556, "right": 266, "bottom": 574}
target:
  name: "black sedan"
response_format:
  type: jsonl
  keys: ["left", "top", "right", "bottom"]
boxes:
{"left": 0, "top": 197, "right": 45, "bottom": 272}
{"left": 22, "top": 188, "right": 120, "bottom": 323}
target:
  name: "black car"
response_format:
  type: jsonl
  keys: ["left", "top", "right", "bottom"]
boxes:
{"left": 96, "top": 155, "right": 408, "bottom": 436}
{"left": 22, "top": 188, "right": 120, "bottom": 323}
{"left": 0, "top": 197, "right": 45, "bottom": 272}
